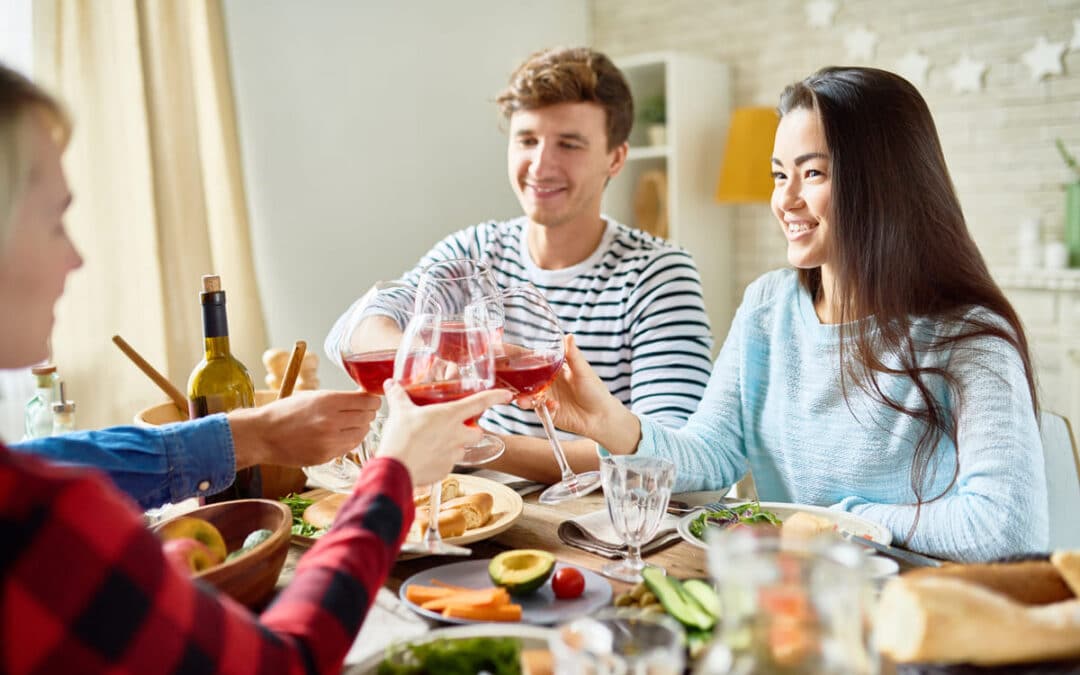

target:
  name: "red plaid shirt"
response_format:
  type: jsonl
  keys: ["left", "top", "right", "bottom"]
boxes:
{"left": 0, "top": 444, "right": 414, "bottom": 674}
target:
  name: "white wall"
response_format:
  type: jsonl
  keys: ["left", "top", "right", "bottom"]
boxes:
{"left": 222, "top": 1, "right": 589, "bottom": 389}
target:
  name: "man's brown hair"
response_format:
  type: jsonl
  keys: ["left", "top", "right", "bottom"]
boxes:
{"left": 496, "top": 47, "right": 633, "bottom": 151}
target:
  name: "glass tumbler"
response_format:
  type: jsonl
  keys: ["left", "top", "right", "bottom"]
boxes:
{"left": 551, "top": 608, "right": 685, "bottom": 675}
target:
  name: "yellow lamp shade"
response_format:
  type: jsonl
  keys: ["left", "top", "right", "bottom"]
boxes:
{"left": 715, "top": 107, "right": 779, "bottom": 204}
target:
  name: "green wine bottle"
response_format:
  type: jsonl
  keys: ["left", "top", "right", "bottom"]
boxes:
{"left": 188, "top": 274, "right": 260, "bottom": 502}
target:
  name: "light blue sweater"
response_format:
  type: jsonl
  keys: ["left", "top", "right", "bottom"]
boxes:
{"left": 636, "top": 269, "right": 1048, "bottom": 561}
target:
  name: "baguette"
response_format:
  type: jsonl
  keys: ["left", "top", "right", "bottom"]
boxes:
{"left": 413, "top": 477, "right": 461, "bottom": 507}
{"left": 438, "top": 493, "right": 494, "bottom": 529}
{"left": 414, "top": 508, "right": 468, "bottom": 538}
{"left": 903, "top": 560, "right": 1074, "bottom": 605}
{"left": 875, "top": 575, "right": 1080, "bottom": 665}
{"left": 302, "top": 493, "right": 347, "bottom": 530}
{"left": 1052, "top": 550, "right": 1080, "bottom": 597}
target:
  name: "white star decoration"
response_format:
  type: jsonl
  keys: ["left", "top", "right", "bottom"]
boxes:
{"left": 844, "top": 26, "right": 878, "bottom": 62}
{"left": 1021, "top": 36, "right": 1066, "bottom": 81}
{"left": 947, "top": 54, "right": 987, "bottom": 94}
{"left": 895, "top": 50, "right": 930, "bottom": 88}
{"left": 805, "top": 0, "right": 839, "bottom": 28}
{"left": 1071, "top": 19, "right": 1080, "bottom": 50}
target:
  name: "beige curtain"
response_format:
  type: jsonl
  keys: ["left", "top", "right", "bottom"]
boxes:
{"left": 33, "top": 0, "right": 267, "bottom": 429}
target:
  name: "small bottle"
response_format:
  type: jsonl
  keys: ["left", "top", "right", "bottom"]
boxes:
{"left": 51, "top": 381, "right": 76, "bottom": 434}
{"left": 187, "top": 274, "right": 260, "bottom": 502}
{"left": 24, "top": 364, "right": 59, "bottom": 440}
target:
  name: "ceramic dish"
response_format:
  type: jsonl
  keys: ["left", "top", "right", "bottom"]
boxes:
{"left": 676, "top": 501, "right": 892, "bottom": 550}
{"left": 399, "top": 559, "right": 612, "bottom": 625}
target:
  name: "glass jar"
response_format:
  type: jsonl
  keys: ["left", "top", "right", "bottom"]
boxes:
{"left": 24, "top": 364, "right": 59, "bottom": 439}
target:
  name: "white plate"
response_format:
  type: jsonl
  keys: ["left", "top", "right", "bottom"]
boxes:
{"left": 344, "top": 623, "right": 554, "bottom": 674}
{"left": 400, "top": 559, "right": 612, "bottom": 625}
{"left": 676, "top": 501, "right": 892, "bottom": 549}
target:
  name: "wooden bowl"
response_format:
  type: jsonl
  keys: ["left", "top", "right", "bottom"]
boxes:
{"left": 152, "top": 498, "right": 292, "bottom": 608}
{"left": 134, "top": 391, "right": 307, "bottom": 498}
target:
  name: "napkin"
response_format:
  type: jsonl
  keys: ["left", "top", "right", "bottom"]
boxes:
{"left": 467, "top": 468, "right": 546, "bottom": 497}
{"left": 558, "top": 508, "right": 682, "bottom": 559}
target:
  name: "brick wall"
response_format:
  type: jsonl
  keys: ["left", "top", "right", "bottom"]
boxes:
{"left": 592, "top": 0, "right": 1080, "bottom": 312}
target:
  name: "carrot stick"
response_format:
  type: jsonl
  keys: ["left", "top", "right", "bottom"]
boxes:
{"left": 442, "top": 603, "right": 522, "bottom": 622}
{"left": 430, "top": 579, "right": 477, "bottom": 592}
{"left": 404, "top": 585, "right": 456, "bottom": 605}
{"left": 421, "top": 588, "right": 509, "bottom": 611}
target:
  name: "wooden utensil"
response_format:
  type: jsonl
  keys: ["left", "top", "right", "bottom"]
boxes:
{"left": 277, "top": 340, "right": 306, "bottom": 400}
{"left": 112, "top": 335, "right": 189, "bottom": 419}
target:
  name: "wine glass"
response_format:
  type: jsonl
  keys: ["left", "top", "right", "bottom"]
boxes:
{"left": 415, "top": 258, "right": 506, "bottom": 465}
{"left": 599, "top": 454, "right": 675, "bottom": 582}
{"left": 305, "top": 282, "right": 418, "bottom": 492}
{"left": 498, "top": 283, "right": 602, "bottom": 503}
{"left": 396, "top": 307, "right": 496, "bottom": 556}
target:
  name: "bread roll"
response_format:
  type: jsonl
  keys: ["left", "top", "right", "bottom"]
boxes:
{"left": 520, "top": 649, "right": 553, "bottom": 675}
{"left": 780, "top": 511, "right": 836, "bottom": 543}
{"left": 1052, "top": 550, "right": 1080, "bottom": 597}
{"left": 875, "top": 575, "right": 1080, "bottom": 665}
{"left": 302, "top": 493, "right": 347, "bottom": 530}
{"left": 439, "top": 493, "right": 494, "bottom": 529}
{"left": 414, "top": 508, "right": 468, "bottom": 538}
{"left": 413, "top": 477, "right": 461, "bottom": 507}
{"left": 904, "top": 560, "right": 1074, "bottom": 605}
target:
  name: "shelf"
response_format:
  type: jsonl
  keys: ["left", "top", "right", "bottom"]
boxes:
{"left": 994, "top": 267, "right": 1080, "bottom": 291}
{"left": 627, "top": 145, "right": 669, "bottom": 161}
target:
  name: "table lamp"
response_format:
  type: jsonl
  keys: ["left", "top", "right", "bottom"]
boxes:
{"left": 715, "top": 106, "right": 779, "bottom": 204}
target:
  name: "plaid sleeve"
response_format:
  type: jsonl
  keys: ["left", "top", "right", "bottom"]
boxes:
{"left": 0, "top": 446, "right": 413, "bottom": 675}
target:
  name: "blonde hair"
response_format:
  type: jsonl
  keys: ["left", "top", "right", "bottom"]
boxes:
{"left": 0, "top": 62, "right": 70, "bottom": 249}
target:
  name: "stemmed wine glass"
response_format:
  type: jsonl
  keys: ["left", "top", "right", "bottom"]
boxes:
{"left": 396, "top": 306, "right": 497, "bottom": 556}
{"left": 497, "top": 284, "right": 602, "bottom": 503}
{"left": 415, "top": 258, "right": 506, "bottom": 465}
{"left": 600, "top": 455, "right": 675, "bottom": 582}
{"left": 305, "top": 282, "right": 418, "bottom": 492}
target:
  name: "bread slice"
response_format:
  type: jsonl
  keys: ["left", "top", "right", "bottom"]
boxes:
{"left": 1051, "top": 550, "right": 1080, "bottom": 597}
{"left": 413, "top": 477, "right": 461, "bottom": 507}
{"left": 414, "top": 508, "right": 468, "bottom": 538}
{"left": 439, "top": 493, "right": 494, "bottom": 529}
{"left": 302, "top": 493, "right": 347, "bottom": 530}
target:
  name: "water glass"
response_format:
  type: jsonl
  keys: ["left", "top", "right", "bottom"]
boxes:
{"left": 551, "top": 608, "right": 685, "bottom": 675}
{"left": 600, "top": 455, "right": 675, "bottom": 582}
{"left": 699, "top": 528, "right": 877, "bottom": 675}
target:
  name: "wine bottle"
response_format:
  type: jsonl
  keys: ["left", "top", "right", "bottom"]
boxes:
{"left": 187, "top": 274, "right": 260, "bottom": 502}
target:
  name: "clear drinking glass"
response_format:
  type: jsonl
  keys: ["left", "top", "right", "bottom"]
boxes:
{"left": 599, "top": 455, "right": 675, "bottom": 582}
{"left": 700, "top": 528, "right": 876, "bottom": 675}
{"left": 498, "top": 284, "right": 602, "bottom": 504}
{"left": 551, "top": 608, "right": 685, "bottom": 675}
{"left": 305, "top": 282, "right": 417, "bottom": 492}
{"left": 395, "top": 308, "right": 496, "bottom": 556}
{"left": 415, "top": 258, "right": 506, "bottom": 465}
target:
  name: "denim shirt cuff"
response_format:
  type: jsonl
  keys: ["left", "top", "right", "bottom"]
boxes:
{"left": 159, "top": 414, "right": 235, "bottom": 501}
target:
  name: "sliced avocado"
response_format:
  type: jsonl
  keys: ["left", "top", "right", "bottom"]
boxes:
{"left": 488, "top": 549, "right": 556, "bottom": 596}
{"left": 642, "top": 566, "right": 715, "bottom": 631}
{"left": 682, "top": 578, "right": 721, "bottom": 619}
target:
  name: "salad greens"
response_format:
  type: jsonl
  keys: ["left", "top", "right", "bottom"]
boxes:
{"left": 687, "top": 502, "right": 782, "bottom": 540}
{"left": 377, "top": 637, "right": 522, "bottom": 675}
{"left": 279, "top": 494, "right": 325, "bottom": 538}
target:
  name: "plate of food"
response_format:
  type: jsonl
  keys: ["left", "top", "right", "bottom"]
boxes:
{"left": 284, "top": 473, "right": 524, "bottom": 557}
{"left": 344, "top": 623, "right": 555, "bottom": 674}
{"left": 675, "top": 501, "right": 892, "bottom": 550}
{"left": 400, "top": 554, "right": 613, "bottom": 625}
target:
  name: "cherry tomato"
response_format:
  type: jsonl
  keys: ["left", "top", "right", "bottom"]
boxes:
{"left": 551, "top": 567, "right": 585, "bottom": 599}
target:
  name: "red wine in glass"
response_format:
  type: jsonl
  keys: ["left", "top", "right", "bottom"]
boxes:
{"left": 342, "top": 348, "right": 398, "bottom": 395}
{"left": 405, "top": 380, "right": 485, "bottom": 425}
{"left": 494, "top": 351, "right": 564, "bottom": 396}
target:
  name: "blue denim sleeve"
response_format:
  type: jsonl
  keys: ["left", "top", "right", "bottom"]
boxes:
{"left": 10, "top": 414, "right": 235, "bottom": 510}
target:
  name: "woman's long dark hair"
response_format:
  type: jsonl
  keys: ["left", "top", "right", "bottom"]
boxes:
{"left": 777, "top": 67, "right": 1038, "bottom": 539}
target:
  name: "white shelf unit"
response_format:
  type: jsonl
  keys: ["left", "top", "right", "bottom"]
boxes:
{"left": 603, "top": 52, "right": 734, "bottom": 345}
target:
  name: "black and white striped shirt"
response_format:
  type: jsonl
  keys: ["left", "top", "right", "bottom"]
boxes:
{"left": 398, "top": 217, "right": 714, "bottom": 440}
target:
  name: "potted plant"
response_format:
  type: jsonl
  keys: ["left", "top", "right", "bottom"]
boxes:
{"left": 639, "top": 94, "right": 667, "bottom": 147}
{"left": 1056, "top": 139, "right": 1080, "bottom": 267}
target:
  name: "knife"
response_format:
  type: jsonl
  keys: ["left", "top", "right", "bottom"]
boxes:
{"left": 838, "top": 529, "right": 942, "bottom": 568}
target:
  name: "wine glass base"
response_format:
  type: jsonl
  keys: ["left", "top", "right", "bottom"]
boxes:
{"left": 400, "top": 540, "right": 473, "bottom": 556}
{"left": 601, "top": 558, "right": 648, "bottom": 583}
{"left": 538, "top": 470, "right": 602, "bottom": 504}
{"left": 302, "top": 457, "right": 361, "bottom": 494}
{"left": 456, "top": 434, "right": 506, "bottom": 466}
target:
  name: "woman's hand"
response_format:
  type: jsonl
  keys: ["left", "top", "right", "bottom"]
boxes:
{"left": 377, "top": 381, "right": 512, "bottom": 486}
{"left": 227, "top": 390, "right": 380, "bottom": 469}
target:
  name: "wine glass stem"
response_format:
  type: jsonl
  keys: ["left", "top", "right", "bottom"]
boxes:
{"left": 626, "top": 541, "right": 644, "bottom": 570}
{"left": 423, "top": 479, "right": 445, "bottom": 549}
{"left": 534, "top": 394, "right": 577, "bottom": 484}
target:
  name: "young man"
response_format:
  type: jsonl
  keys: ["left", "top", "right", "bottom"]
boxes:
{"left": 329, "top": 47, "right": 713, "bottom": 483}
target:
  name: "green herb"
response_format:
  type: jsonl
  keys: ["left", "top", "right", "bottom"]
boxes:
{"left": 280, "top": 494, "right": 325, "bottom": 539}
{"left": 377, "top": 637, "right": 522, "bottom": 675}
{"left": 688, "top": 502, "right": 782, "bottom": 540}
{"left": 1056, "top": 138, "right": 1080, "bottom": 180}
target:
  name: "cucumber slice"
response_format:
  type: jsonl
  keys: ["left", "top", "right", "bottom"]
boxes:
{"left": 642, "top": 567, "right": 715, "bottom": 631}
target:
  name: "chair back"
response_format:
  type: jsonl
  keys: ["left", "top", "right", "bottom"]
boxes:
{"left": 1039, "top": 411, "right": 1080, "bottom": 549}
